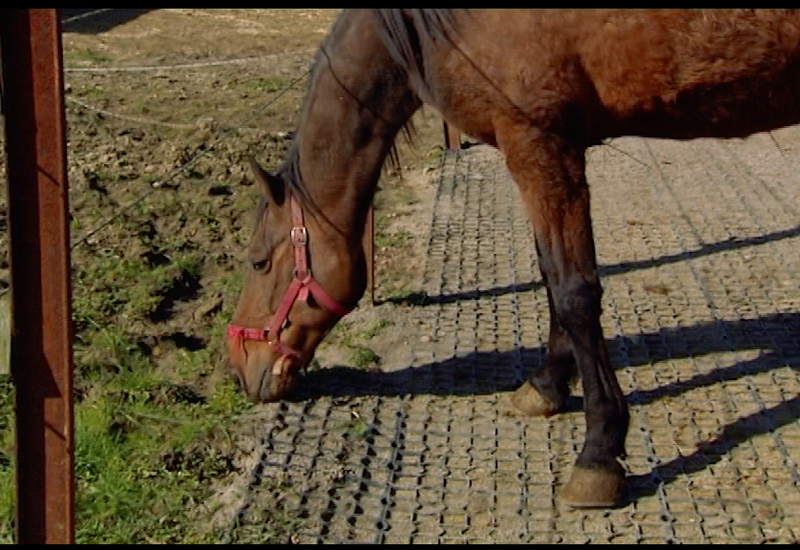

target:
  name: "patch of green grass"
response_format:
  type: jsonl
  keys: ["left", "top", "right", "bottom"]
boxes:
{"left": 320, "top": 319, "right": 388, "bottom": 370}
{"left": 65, "top": 48, "right": 113, "bottom": 66}
{"left": 0, "top": 464, "right": 12, "bottom": 544}
{"left": 72, "top": 248, "right": 204, "bottom": 336}
{"left": 72, "top": 376, "right": 252, "bottom": 543}
{"left": 348, "top": 346, "right": 380, "bottom": 369}
{"left": 0, "top": 377, "right": 14, "bottom": 544}
{"left": 318, "top": 319, "right": 388, "bottom": 371}
{"left": 325, "top": 319, "right": 389, "bottom": 347}
{"left": 67, "top": 244, "right": 254, "bottom": 543}
{"left": 374, "top": 182, "right": 418, "bottom": 211}
{"left": 353, "top": 319, "right": 390, "bottom": 340}
{"left": 0, "top": 247, "right": 253, "bottom": 543}
{"left": 346, "top": 416, "right": 370, "bottom": 438}
{"left": 70, "top": 82, "right": 108, "bottom": 100}
{"left": 375, "top": 229, "right": 412, "bottom": 249}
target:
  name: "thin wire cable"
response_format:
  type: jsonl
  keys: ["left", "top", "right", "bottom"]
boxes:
{"left": 70, "top": 66, "right": 311, "bottom": 250}
{"left": 64, "top": 50, "right": 315, "bottom": 73}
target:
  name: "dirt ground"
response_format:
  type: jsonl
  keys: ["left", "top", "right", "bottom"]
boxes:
{"left": 53, "top": 7, "right": 445, "bottom": 375}
{"left": 2, "top": 8, "right": 446, "bottom": 539}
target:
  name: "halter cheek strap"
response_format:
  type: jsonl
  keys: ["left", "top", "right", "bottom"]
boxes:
{"left": 227, "top": 193, "right": 352, "bottom": 363}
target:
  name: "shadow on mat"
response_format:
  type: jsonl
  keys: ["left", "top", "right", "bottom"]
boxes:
{"left": 294, "top": 312, "right": 800, "bottom": 402}
{"left": 384, "top": 224, "right": 800, "bottom": 308}
{"left": 289, "top": 311, "right": 800, "bottom": 505}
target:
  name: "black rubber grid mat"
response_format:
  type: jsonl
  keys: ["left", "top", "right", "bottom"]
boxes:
{"left": 224, "top": 131, "right": 800, "bottom": 543}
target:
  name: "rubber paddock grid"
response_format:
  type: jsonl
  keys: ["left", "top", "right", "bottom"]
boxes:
{"left": 225, "top": 132, "right": 800, "bottom": 543}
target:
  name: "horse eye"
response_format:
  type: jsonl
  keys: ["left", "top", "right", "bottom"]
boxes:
{"left": 252, "top": 259, "right": 270, "bottom": 272}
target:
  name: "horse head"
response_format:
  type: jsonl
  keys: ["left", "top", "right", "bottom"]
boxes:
{"left": 227, "top": 159, "right": 362, "bottom": 401}
{"left": 226, "top": 9, "right": 424, "bottom": 401}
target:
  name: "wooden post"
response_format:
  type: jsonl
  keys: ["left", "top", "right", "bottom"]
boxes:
{"left": 443, "top": 120, "right": 461, "bottom": 150}
{"left": 1, "top": 9, "right": 75, "bottom": 544}
{"left": 364, "top": 205, "right": 375, "bottom": 304}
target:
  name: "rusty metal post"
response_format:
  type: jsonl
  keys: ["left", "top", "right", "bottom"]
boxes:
{"left": 443, "top": 120, "right": 461, "bottom": 150}
{"left": 1, "top": 9, "right": 75, "bottom": 544}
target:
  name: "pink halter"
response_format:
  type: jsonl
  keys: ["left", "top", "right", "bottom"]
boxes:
{"left": 227, "top": 192, "right": 352, "bottom": 363}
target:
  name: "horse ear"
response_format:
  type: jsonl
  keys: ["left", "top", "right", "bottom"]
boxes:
{"left": 248, "top": 157, "right": 285, "bottom": 206}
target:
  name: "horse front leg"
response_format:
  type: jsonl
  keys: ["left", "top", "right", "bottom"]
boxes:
{"left": 511, "top": 273, "right": 577, "bottom": 417}
{"left": 501, "top": 128, "right": 629, "bottom": 508}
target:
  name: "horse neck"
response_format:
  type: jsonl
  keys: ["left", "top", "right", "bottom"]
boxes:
{"left": 295, "top": 9, "right": 421, "bottom": 248}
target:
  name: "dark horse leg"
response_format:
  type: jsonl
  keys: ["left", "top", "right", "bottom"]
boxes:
{"left": 511, "top": 271, "right": 577, "bottom": 416}
{"left": 501, "top": 127, "right": 629, "bottom": 507}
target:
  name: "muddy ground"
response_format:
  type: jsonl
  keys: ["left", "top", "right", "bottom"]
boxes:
{"left": 1, "top": 8, "right": 446, "bottom": 539}
{"left": 55, "top": 8, "right": 443, "bottom": 380}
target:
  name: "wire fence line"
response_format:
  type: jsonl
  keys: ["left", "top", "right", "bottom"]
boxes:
{"left": 64, "top": 49, "right": 316, "bottom": 74}
{"left": 65, "top": 96, "right": 199, "bottom": 130}
{"left": 68, "top": 62, "right": 312, "bottom": 250}
{"left": 61, "top": 8, "right": 115, "bottom": 25}
{"left": 59, "top": 9, "right": 321, "bottom": 249}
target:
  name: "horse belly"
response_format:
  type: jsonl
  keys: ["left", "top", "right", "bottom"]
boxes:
{"left": 622, "top": 72, "right": 800, "bottom": 139}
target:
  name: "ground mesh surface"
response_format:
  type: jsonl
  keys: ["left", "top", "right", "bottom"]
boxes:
{"left": 225, "top": 132, "right": 800, "bottom": 543}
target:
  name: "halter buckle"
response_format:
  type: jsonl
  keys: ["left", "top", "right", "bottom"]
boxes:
{"left": 291, "top": 226, "right": 307, "bottom": 246}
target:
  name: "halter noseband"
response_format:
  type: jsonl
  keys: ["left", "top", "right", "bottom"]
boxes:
{"left": 227, "top": 193, "right": 352, "bottom": 363}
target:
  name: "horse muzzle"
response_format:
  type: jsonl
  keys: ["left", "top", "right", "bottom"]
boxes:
{"left": 227, "top": 324, "right": 305, "bottom": 401}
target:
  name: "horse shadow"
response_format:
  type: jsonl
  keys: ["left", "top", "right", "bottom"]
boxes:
{"left": 61, "top": 9, "right": 153, "bottom": 33}
{"left": 287, "top": 220, "right": 800, "bottom": 504}
{"left": 384, "top": 224, "right": 800, "bottom": 308}
{"left": 292, "top": 309, "right": 800, "bottom": 506}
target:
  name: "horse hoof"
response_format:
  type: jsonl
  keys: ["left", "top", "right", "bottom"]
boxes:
{"left": 559, "top": 464, "right": 626, "bottom": 508}
{"left": 510, "top": 381, "right": 563, "bottom": 417}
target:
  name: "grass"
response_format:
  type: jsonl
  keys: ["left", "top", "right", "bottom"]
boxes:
{"left": 71, "top": 375, "right": 250, "bottom": 543}
{"left": 0, "top": 330, "right": 255, "bottom": 544}
{"left": 375, "top": 229, "right": 412, "bottom": 248}
{"left": 0, "top": 377, "right": 14, "bottom": 544}
{"left": 0, "top": 10, "right": 437, "bottom": 541}
{"left": 65, "top": 48, "right": 113, "bottom": 66}
{"left": 320, "top": 318, "right": 389, "bottom": 370}
{"left": 348, "top": 346, "right": 381, "bottom": 369}
{"left": 0, "top": 224, "right": 255, "bottom": 543}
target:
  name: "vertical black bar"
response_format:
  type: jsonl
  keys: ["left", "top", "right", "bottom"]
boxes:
{"left": 365, "top": 205, "right": 375, "bottom": 305}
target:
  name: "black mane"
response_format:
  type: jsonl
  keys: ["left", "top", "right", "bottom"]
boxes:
{"left": 274, "top": 9, "right": 460, "bottom": 222}
{"left": 371, "top": 9, "right": 459, "bottom": 104}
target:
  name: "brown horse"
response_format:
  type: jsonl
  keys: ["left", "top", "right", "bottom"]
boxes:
{"left": 228, "top": 9, "right": 800, "bottom": 508}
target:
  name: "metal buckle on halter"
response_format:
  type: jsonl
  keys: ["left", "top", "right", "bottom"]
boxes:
{"left": 291, "top": 226, "right": 307, "bottom": 246}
